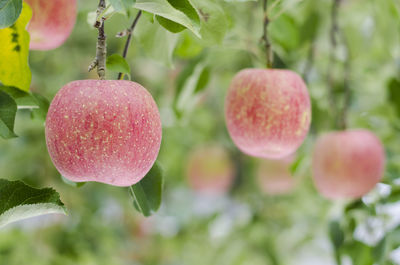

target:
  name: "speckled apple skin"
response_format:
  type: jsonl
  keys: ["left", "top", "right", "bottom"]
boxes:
{"left": 25, "top": 0, "right": 76, "bottom": 50}
{"left": 312, "top": 130, "right": 385, "bottom": 199}
{"left": 225, "top": 69, "right": 311, "bottom": 159}
{"left": 257, "top": 155, "right": 296, "bottom": 195}
{"left": 186, "top": 146, "right": 234, "bottom": 194}
{"left": 45, "top": 80, "right": 162, "bottom": 187}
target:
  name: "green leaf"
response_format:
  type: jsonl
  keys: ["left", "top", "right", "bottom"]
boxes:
{"left": 300, "top": 10, "right": 320, "bottom": 44}
{"left": 134, "top": 0, "right": 201, "bottom": 37}
{"left": 61, "top": 175, "right": 86, "bottom": 188}
{"left": 106, "top": 54, "right": 131, "bottom": 77}
{"left": 0, "top": 0, "right": 22, "bottom": 29}
{"left": 166, "top": 0, "right": 199, "bottom": 24}
{"left": 0, "top": 179, "right": 66, "bottom": 228}
{"left": 194, "top": 66, "right": 210, "bottom": 93}
{"left": 174, "top": 31, "right": 203, "bottom": 58}
{"left": 156, "top": 16, "right": 186, "bottom": 33}
{"left": 174, "top": 56, "right": 209, "bottom": 117}
{"left": 30, "top": 92, "right": 49, "bottom": 121}
{"left": 388, "top": 78, "right": 400, "bottom": 117}
{"left": 136, "top": 17, "right": 178, "bottom": 66}
{"left": 373, "top": 236, "right": 389, "bottom": 264}
{"left": 0, "top": 2, "right": 31, "bottom": 91}
{"left": 108, "top": 0, "right": 136, "bottom": 15}
{"left": 155, "top": 0, "right": 199, "bottom": 33}
{"left": 129, "top": 162, "right": 163, "bottom": 217}
{"left": 190, "top": 0, "right": 229, "bottom": 44}
{"left": 289, "top": 155, "right": 304, "bottom": 175}
{"left": 269, "top": 13, "right": 300, "bottom": 52}
{"left": 329, "top": 220, "right": 344, "bottom": 265}
{"left": 0, "top": 85, "right": 38, "bottom": 108}
{"left": 0, "top": 90, "right": 17, "bottom": 139}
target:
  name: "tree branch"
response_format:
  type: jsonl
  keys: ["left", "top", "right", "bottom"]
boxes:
{"left": 88, "top": 0, "right": 107, "bottom": 80}
{"left": 327, "top": 0, "right": 341, "bottom": 127}
{"left": 338, "top": 35, "right": 351, "bottom": 130}
{"left": 261, "top": 0, "right": 273, "bottom": 68}
{"left": 118, "top": 10, "right": 142, "bottom": 80}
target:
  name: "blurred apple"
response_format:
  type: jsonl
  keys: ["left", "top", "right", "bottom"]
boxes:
{"left": 312, "top": 129, "right": 385, "bottom": 199}
{"left": 256, "top": 155, "right": 296, "bottom": 195}
{"left": 225, "top": 69, "right": 311, "bottom": 159}
{"left": 186, "top": 145, "right": 235, "bottom": 195}
{"left": 25, "top": 0, "right": 77, "bottom": 50}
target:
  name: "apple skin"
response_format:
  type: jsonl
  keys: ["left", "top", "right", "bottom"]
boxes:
{"left": 45, "top": 80, "right": 162, "bottom": 187}
{"left": 256, "top": 155, "right": 296, "bottom": 195}
{"left": 25, "top": 0, "right": 77, "bottom": 50}
{"left": 312, "top": 129, "right": 385, "bottom": 199}
{"left": 225, "top": 69, "right": 311, "bottom": 159}
{"left": 186, "top": 146, "right": 235, "bottom": 195}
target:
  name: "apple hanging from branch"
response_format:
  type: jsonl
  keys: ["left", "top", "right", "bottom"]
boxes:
{"left": 45, "top": 80, "right": 162, "bottom": 187}
{"left": 312, "top": 129, "right": 385, "bottom": 199}
{"left": 225, "top": 69, "right": 311, "bottom": 159}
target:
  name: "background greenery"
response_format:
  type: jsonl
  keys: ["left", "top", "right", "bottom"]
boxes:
{"left": 1, "top": 0, "right": 400, "bottom": 264}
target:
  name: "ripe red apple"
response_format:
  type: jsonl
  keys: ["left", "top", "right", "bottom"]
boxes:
{"left": 186, "top": 145, "right": 235, "bottom": 195}
{"left": 45, "top": 80, "right": 162, "bottom": 186}
{"left": 25, "top": 0, "right": 77, "bottom": 50}
{"left": 225, "top": 69, "right": 311, "bottom": 159}
{"left": 312, "top": 129, "right": 385, "bottom": 199}
{"left": 256, "top": 155, "right": 296, "bottom": 195}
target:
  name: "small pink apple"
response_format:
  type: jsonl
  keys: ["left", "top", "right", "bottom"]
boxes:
{"left": 312, "top": 129, "right": 385, "bottom": 199}
{"left": 25, "top": 0, "right": 77, "bottom": 50}
{"left": 45, "top": 80, "right": 162, "bottom": 186}
{"left": 225, "top": 69, "right": 311, "bottom": 159}
{"left": 256, "top": 154, "right": 296, "bottom": 195}
{"left": 186, "top": 145, "right": 235, "bottom": 195}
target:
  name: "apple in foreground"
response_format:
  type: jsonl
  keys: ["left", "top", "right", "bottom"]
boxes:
{"left": 25, "top": 0, "right": 77, "bottom": 50}
{"left": 256, "top": 155, "right": 296, "bottom": 195}
{"left": 312, "top": 129, "right": 385, "bottom": 199}
{"left": 186, "top": 145, "right": 235, "bottom": 195}
{"left": 225, "top": 69, "right": 311, "bottom": 159}
{"left": 45, "top": 80, "right": 162, "bottom": 187}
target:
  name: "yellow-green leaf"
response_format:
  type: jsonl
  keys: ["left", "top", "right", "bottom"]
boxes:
{"left": 0, "top": 2, "right": 31, "bottom": 92}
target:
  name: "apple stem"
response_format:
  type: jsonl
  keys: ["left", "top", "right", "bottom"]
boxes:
{"left": 118, "top": 10, "right": 142, "bottom": 80}
{"left": 88, "top": 0, "right": 107, "bottom": 80}
{"left": 261, "top": 0, "right": 273, "bottom": 68}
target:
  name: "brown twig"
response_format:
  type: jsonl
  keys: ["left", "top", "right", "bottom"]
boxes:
{"left": 88, "top": 0, "right": 107, "bottom": 80}
{"left": 118, "top": 11, "right": 142, "bottom": 80}
{"left": 327, "top": 0, "right": 341, "bottom": 127}
{"left": 261, "top": 0, "right": 273, "bottom": 68}
{"left": 338, "top": 35, "right": 351, "bottom": 130}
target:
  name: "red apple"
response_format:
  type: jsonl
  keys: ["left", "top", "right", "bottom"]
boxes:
{"left": 312, "top": 129, "right": 385, "bottom": 199}
{"left": 186, "top": 145, "right": 235, "bottom": 195}
{"left": 225, "top": 69, "right": 311, "bottom": 159}
{"left": 45, "top": 80, "right": 162, "bottom": 186}
{"left": 25, "top": 0, "right": 77, "bottom": 50}
{"left": 256, "top": 155, "right": 296, "bottom": 195}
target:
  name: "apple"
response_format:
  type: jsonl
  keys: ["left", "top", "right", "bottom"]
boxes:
{"left": 256, "top": 155, "right": 296, "bottom": 195}
{"left": 186, "top": 145, "right": 235, "bottom": 194}
{"left": 312, "top": 129, "right": 385, "bottom": 199}
{"left": 25, "top": 0, "right": 77, "bottom": 50}
{"left": 225, "top": 69, "right": 311, "bottom": 159}
{"left": 45, "top": 80, "right": 162, "bottom": 186}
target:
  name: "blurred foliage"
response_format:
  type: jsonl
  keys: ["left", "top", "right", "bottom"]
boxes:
{"left": 0, "top": 0, "right": 400, "bottom": 264}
